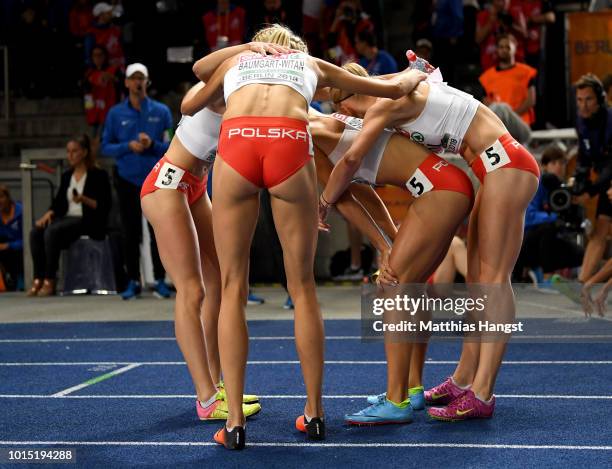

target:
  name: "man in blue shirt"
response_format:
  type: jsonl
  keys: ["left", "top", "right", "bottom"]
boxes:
{"left": 101, "top": 63, "right": 173, "bottom": 299}
{"left": 355, "top": 30, "right": 397, "bottom": 76}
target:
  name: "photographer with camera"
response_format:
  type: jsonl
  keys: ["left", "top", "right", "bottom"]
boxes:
{"left": 572, "top": 74, "right": 612, "bottom": 285}
{"left": 514, "top": 146, "right": 584, "bottom": 283}
{"left": 327, "top": 1, "right": 374, "bottom": 65}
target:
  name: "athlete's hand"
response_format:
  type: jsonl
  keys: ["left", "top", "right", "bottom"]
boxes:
{"left": 394, "top": 69, "right": 427, "bottom": 96}
{"left": 580, "top": 283, "right": 595, "bottom": 318}
{"left": 594, "top": 287, "right": 609, "bottom": 317}
{"left": 247, "top": 41, "right": 293, "bottom": 56}
{"left": 377, "top": 249, "right": 399, "bottom": 287}
{"left": 318, "top": 195, "right": 331, "bottom": 227}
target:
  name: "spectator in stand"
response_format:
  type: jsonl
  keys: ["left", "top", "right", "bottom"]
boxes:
{"left": 255, "top": 0, "right": 287, "bottom": 28}
{"left": 514, "top": 145, "right": 583, "bottom": 283}
{"left": 572, "top": 74, "right": 612, "bottom": 284}
{"left": 84, "top": 44, "right": 123, "bottom": 138}
{"left": 327, "top": 0, "right": 374, "bottom": 65}
{"left": 0, "top": 185, "right": 23, "bottom": 292}
{"left": 12, "top": 6, "right": 51, "bottom": 98}
{"left": 475, "top": 0, "right": 526, "bottom": 71}
{"left": 511, "top": 0, "right": 554, "bottom": 68}
{"left": 479, "top": 33, "right": 536, "bottom": 127}
{"left": 69, "top": 0, "right": 94, "bottom": 40}
{"left": 86, "top": 2, "right": 125, "bottom": 68}
{"left": 431, "top": 0, "right": 463, "bottom": 83}
{"left": 302, "top": 0, "right": 324, "bottom": 57}
{"left": 415, "top": 38, "right": 433, "bottom": 62}
{"left": 603, "top": 74, "right": 612, "bottom": 108}
{"left": 355, "top": 30, "right": 397, "bottom": 76}
{"left": 202, "top": 0, "right": 246, "bottom": 52}
{"left": 28, "top": 135, "right": 111, "bottom": 297}
{"left": 100, "top": 63, "right": 173, "bottom": 300}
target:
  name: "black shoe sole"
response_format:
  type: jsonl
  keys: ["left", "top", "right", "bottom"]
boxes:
{"left": 305, "top": 417, "right": 326, "bottom": 440}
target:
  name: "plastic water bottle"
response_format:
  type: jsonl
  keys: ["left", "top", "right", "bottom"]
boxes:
{"left": 406, "top": 50, "right": 432, "bottom": 73}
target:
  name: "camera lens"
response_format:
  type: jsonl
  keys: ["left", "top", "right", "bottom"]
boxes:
{"left": 550, "top": 188, "right": 571, "bottom": 212}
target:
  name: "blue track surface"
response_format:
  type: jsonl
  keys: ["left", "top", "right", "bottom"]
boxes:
{"left": 0, "top": 319, "right": 611, "bottom": 468}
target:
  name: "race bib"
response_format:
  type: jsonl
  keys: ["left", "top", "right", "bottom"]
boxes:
{"left": 237, "top": 53, "right": 305, "bottom": 86}
{"left": 154, "top": 162, "right": 185, "bottom": 190}
{"left": 330, "top": 113, "right": 363, "bottom": 131}
{"left": 480, "top": 139, "right": 511, "bottom": 173}
{"left": 406, "top": 168, "right": 434, "bottom": 198}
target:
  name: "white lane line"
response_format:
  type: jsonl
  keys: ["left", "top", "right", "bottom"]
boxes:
{"left": 0, "top": 394, "right": 610, "bottom": 400}
{"left": 0, "top": 441, "right": 609, "bottom": 450}
{"left": 1, "top": 360, "right": 612, "bottom": 366}
{"left": 50, "top": 364, "right": 141, "bottom": 397}
{"left": 1, "top": 334, "right": 611, "bottom": 343}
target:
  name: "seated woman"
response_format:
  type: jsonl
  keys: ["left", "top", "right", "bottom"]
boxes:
{"left": 0, "top": 185, "right": 23, "bottom": 291}
{"left": 28, "top": 135, "right": 112, "bottom": 296}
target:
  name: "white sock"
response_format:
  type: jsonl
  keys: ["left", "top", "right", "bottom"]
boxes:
{"left": 474, "top": 393, "right": 493, "bottom": 405}
{"left": 200, "top": 392, "right": 218, "bottom": 409}
{"left": 451, "top": 376, "right": 471, "bottom": 390}
{"left": 304, "top": 413, "right": 312, "bottom": 423}
{"left": 350, "top": 263, "right": 361, "bottom": 270}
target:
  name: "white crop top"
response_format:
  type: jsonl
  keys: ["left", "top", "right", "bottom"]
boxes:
{"left": 224, "top": 52, "right": 318, "bottom": 104}
{"left": 175, "top": 107, "right": 222, "bottom": 163}
{"left": 325, "top": 112, "right": 392, "bottom": 185}
{"left": 396, "top": 82, "right": 479, "bottom": 155}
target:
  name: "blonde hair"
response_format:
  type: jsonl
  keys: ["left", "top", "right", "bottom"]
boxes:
{"left": 330, "top": 62, "right": 369, "bottom": 104}
{"left": 252, "top": 24, "right": 308, "bottom": 53}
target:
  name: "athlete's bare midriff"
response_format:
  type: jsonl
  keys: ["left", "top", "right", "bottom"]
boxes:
{"left": 164, "top": 138, "right": 211, "bottom": 179}
{"left": 224, "top": 84, "right": 310, "bottom": 122}
{"left": 376, "top": 134, "right": 429, "bottom": 186}
{"left": 309, "top": 112, "right": 430, "bottom": 187}
{"left": 387, "top": 82, "right": 508, "bottom": 162}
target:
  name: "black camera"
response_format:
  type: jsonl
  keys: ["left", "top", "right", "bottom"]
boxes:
{"left": 571, "top": 166, "right": 591, "bottom": 195}
{"left": 542, "top": 173, "right": 585, "bottom": 234}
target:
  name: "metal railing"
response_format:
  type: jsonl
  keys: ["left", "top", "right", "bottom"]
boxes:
{"left": 20, "top": 148, "right": 66, "bottom": 286}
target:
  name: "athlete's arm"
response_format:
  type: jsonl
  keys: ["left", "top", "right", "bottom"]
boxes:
{"left": 192, "top": 42, "right": 292, "bottom": 81}
{"left": 315, "top": 58, "right": 426, "bottom": 99}
{"left": 315, "top": 149, "right": 394, "bottom": 252}
{"left": 181, "top": 61, "right": 228, "bottom": 116}
{"left": 321, "top": 101, "right": 392, "bottom": 206}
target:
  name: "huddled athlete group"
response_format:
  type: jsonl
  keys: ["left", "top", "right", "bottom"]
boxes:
{"left": 139, "top": 24, "right": 540, "bottom": 450}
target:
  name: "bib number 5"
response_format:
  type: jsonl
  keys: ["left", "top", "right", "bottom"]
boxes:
{"left": 154, "top": 162, "right": 185, "bottom": 190}
{"left": 481, "top": 140, "right": 511, "bottom": 173}
{"left": 406, "top": 168, "right": 434, "bottom": 198}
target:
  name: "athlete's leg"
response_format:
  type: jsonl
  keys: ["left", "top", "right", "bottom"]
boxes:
{"left": 269, "top": 159, "right": 325, "bottom": 418}
{"left": 212, "top": 157, "right": 261, "bottom": 429}
{"left": 191, "top": 192, "right": 222, "bottom": 383}
{"left": 142, "top": 190, "right": 216, "bottom": 401}
{"left": 452, "top": 190, "right": 482, "bottom": 387}
{"left": 432, "top": 236, "right": 468, "bottom": 283}
{"left": 579, "top": 215, "right": 611, "bottom": 283}
{"left": 470, "top": 169, "right": 538, "bottom": 400}
{"left": 385, "top": 191, "right": 470, "bottom": 403}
